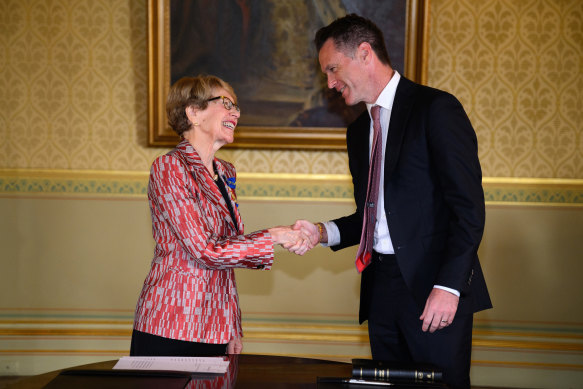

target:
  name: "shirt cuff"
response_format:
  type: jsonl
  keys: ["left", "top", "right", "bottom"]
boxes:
{"left": 321, "top": 221, "right": 340, "bottom": 247}
{"left": 434, "top": 285, "right": 460, "bottom": 297}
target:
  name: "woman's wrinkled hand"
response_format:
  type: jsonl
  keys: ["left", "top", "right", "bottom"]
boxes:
{"left": 226, "top": 337, "right": 243, "bottom": 354}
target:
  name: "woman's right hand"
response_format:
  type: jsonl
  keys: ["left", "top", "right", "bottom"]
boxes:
{"left": 268, "top": 226, "right": 313, "bottom": 255}
{"left": 227, "top": 337, "right": 243, "bottom": 354}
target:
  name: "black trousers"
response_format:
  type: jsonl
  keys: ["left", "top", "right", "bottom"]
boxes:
{"left": 366, "top": 252, "right": 473, "bottom": 389}
{"left": 130, "top": 329, "right": 228, "bottom": 356}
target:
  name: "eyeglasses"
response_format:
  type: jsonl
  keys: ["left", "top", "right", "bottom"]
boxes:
{"left": 207, "top": 96, "right": 240, "bottom": 112}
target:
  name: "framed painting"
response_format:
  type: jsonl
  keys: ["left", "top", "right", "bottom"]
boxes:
{"left": 147, "top": 0, "right": 429, "bottom": 149}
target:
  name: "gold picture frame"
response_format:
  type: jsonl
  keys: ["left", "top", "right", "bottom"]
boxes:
{"left": 147, "top": 0, "right": 430, "bottom": 149}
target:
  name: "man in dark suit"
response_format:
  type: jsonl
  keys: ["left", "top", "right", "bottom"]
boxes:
{"left": 295, "top": 14, "right": 492, "bottom": 389}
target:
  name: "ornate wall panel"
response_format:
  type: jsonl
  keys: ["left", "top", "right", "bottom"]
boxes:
{"left": 429, "top": 0, "right": 583, "bottom": 178}
{"left": 1, "top": 0, "right": 581, "bottom": 177}
{"left": 0, "top": 0, "right": 163, "bottom": 171}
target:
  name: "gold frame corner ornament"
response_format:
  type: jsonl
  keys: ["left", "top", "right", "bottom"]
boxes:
{"left": 147, "top": 0, "right": 430, "bottom": 149}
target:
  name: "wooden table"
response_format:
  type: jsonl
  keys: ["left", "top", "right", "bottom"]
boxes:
{"left": 8, "top": 354, "right": 353, "bottom": 388}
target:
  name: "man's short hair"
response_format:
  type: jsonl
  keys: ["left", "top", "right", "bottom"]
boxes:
{"left": 314, "top": 13, "right": 391, "bottom": 66}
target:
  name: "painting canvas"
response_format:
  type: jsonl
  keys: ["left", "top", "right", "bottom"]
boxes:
{"left": 148, "top": 0, "right": 429, "bottom": 149}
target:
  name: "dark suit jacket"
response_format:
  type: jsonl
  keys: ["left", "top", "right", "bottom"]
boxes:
{"left": 331, "top": 77, "right": 492, "bottom": 323}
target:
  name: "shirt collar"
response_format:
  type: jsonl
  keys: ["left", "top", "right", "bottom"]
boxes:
{"left": 366, "top": 70, "right": 401, "bottom": 116}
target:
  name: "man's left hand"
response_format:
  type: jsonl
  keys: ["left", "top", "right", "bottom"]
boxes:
{"left": 420, "top": 288, "right": 459, "bottom": 333}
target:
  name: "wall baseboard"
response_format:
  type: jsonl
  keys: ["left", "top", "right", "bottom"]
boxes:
{"left": 1, "top": 308, "right": 581, "bottom": 387}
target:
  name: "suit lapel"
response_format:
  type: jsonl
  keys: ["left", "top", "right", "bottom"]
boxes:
{"left": 384, "top": 77, "right": 416, "bottom": 181}
{"left": 348, "top": 112, "right": 373, "bottom": 212}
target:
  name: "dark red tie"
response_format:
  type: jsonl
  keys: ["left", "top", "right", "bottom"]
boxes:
{"left": 355, "top": 105, "right": 383, "bottom": 273}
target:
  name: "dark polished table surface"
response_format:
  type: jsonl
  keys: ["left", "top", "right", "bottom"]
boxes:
{"left": 8, "top": 354, "right": 355, "bottom": 388}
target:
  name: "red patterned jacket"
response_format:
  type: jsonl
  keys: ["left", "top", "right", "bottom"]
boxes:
{"left": 133, "top": 140, "right": 274, "bottom": 344}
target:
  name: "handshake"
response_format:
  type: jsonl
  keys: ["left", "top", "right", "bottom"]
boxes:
{"left": 268, "top": 220, "right": 327, "bottom": 255}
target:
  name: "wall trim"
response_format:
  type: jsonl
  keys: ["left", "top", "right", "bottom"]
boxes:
{"left": 4, "top": 329, "right": 581, "bottom": 354}
{"left": 1, "top": 309, "right": 582, "bottom": 352}
{"left": 1, "top": 169, "right": 582, "bottom": 205}
{"left": 1, "top": 309, "right": 582, "bottom": 378}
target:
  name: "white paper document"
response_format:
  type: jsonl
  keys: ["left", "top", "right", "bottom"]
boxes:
{"left": 113, "top": 356, "right": 229, "bottom": 374}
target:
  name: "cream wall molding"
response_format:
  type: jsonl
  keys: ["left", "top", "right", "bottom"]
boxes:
{"left": 4, "top": 329, "right": 581, "bottom": 354}
{"left": 0, "top": 350, "right": 126, "bottom": 356}
{"left": 1, "top": 169, "right": 582, "bottom": 205}
{"left": 0, "top": 169, "right": 149, "bottom": 199}
{"left": 1, "top": 309, "right": 582, "bottom": 349}
{"left": 472, "top": 360, "right": 583, "bottom": 371}
{"left": 5, "top": 326, "right": 580, "bottom": 350}
{"left": 1, "top": 309, "right": 582, "bottom": 374}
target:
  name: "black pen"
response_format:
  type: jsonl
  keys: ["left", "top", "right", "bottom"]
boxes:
{"left": 318, "top": 377, "right": 393, "bottom": 386}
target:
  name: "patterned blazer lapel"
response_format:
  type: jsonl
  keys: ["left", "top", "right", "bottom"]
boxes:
{"left": 177, "top": 140, "right": 239, "bottom": 235}
{"left": 214, "top": 162, "right": 243, "bottom": 234}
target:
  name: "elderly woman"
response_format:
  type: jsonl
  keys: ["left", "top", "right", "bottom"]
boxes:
{"left": 131, "top": 75, "right": 309, "bottom": 356}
